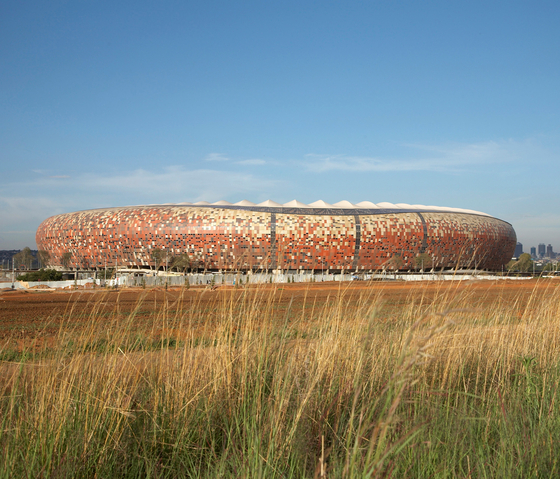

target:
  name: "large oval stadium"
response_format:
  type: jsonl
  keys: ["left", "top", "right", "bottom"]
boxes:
{"left": 35, "top": 200, "right": 516, "bottom": 272}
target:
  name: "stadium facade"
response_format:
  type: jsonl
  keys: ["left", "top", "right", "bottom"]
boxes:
{"left": 35, "top": 200, "right": 516, "bottom": 272}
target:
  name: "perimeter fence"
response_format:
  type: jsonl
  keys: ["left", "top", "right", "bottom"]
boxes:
{"left": 0, "top": 270, "right": 535, "bottom": 290}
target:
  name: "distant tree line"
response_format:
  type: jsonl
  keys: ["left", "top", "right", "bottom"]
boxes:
{"left": 17, "top": 269, "right": 63, "bottom": 281}
{"left": 10, "top": 248, "right": 553, "bottom": 275}
{"left": 12, "top": 247, "right": 35, "bottom": 270}
{"left": 8, "top": 248, "right": 51, "bottom": 270}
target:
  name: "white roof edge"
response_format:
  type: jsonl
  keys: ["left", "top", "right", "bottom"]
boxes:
{"left": 309, "top": 200, "right": 334, "bottom": 208}
{"left": 155, "top": 200, "right": 491, "bottom": 216}
{"left": 283, "top": 200, "right": 311, "bottom": 208}
{"left": 356, "top": 201, "right": 380, "bottom": 208}
{"left": 258, "top": 199, "right": 283, "bottom": 207}
{"left": 333, "top": 200, "right": 357, "bottom": 208}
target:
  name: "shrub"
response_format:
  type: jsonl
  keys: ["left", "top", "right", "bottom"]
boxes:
{"left": 16, "top": 268, "right": 63, "bottom": 281}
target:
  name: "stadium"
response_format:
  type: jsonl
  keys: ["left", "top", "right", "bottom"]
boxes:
{"left": 35, "top": 200, "right": 516, "bottom": 272}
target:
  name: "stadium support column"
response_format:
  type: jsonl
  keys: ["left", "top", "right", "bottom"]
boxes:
{"left": 416, "top": 213, "right": 428, "bottom": 254}
{"left": 270, "top": 212, "right": 277, "bottom": 270}
{"left": 352, "top": 215, "right": 361, "bottom": 272}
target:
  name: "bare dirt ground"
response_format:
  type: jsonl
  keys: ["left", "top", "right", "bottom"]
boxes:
{"left": 1, "top": 279, "right": 558, "bottom": 351}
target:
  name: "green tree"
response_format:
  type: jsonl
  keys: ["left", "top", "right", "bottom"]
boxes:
{"left": 543, "top": 262, "right": 559, "bottom": 272}
{"left": 37, "top": 250, "right": 51, "bottom": 268}
{"left": 189, "top": 258, "right": 203, "bottom": 272}
{"left": 414, "top": 253, "right": 432, "bottom": 271}
{"left": 517, "top": 253, "right": 533, "bottom": 272}
{"left": 17, "top": 269, "right": 63, "bottom": 281}
{"left": 13, "top": 247, "right": 34, "bottom": 270}
{"left": 170, "top": 253, "right": 190, "bottom": 273}
{"left": 61, "top": 252, "right": 73, "bottom": 269}
{"left": 151, "top": 248, "right": 164, "bottom": 272}
{"left": 80, "top": 256, "right": 90, "bottom": 269}
{"left": 507, "top": 253, "right": 533, "bottom": 272}
{"left": 385, "top": 254, "right": 404, "bottom": 271}
{"left": 97, "top": 268, "right": 114, "bottom": 280}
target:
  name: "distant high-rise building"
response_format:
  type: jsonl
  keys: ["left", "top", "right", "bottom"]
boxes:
{"left": 547, "top": 244, "right": 554, "bottom": 258}
{"left": 538, "top": 243, "right": 546, "bottom": 258}
{"left": 530, "top": 247, "right": 537, "bottom": 258}
{"left": 514, "top": 242, "right": 523, "bottom": 257}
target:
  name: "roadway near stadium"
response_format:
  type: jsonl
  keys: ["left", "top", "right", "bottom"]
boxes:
{"left": 36, "top": 200, "right": 516, "bottom": 272}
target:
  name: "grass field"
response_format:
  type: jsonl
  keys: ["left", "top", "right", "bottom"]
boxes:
{"left": 0, "top": 280, "right": 559, "bottom": 477}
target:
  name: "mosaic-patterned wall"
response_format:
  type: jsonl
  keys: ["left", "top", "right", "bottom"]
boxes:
{"left": 35, "top": 205, "right": 516, "bottom": 271}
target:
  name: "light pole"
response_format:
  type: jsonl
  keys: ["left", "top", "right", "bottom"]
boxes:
{"left": 474, "top": 254, "right": 477, "bottom": 275}
{"left": 165, "top": 251, "right": 169, "bottom": 290}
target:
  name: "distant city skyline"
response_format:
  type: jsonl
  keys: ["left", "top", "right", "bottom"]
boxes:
{"left": 1, "top": 2, "right": 560, "bottom": 250}
{"left": 515, "top": 241, "right": 558, "bottom": 260}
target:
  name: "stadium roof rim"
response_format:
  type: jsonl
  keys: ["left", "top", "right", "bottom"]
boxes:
{"left": 60, "top": 201, "right": 516, "bottom": 223}
{"left": 134, "top": 200, "right": 491, "bottom": 216}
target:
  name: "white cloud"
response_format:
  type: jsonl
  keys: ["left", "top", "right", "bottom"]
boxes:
{"left": 2, "top": 139, "right": 557, "bottom": 248}
{"left": 74, "top": 166, "right": 279, "bottom": 200}
{"left": 0, "top": 196, "right": 62, "bottom": 225}
{"left": 304, "top": 139, "right": 538, "bottom": 173}
{"left": 0, "top": 166, "right": 280, "bottom": 220}
{"left": 0, "top": 166, "right": 284, "bottom": 248}
{"left": 204, "top": 153, "right": 230, "bottom": 162}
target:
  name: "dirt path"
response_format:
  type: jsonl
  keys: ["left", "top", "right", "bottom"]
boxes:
{"left": 1, "top": 279, "right": 557, "bottom": 349}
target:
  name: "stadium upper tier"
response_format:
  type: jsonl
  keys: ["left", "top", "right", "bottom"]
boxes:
{"left": 36, "top": 201, "right": 516, "bottom": 272}
{"left": 142, "top": 199, "right": 491, "bottom": 217}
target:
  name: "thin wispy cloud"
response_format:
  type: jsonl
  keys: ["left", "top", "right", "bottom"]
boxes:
{"left": 1, "top": 139, "right": 557, "bottom": 249}
{"left": 94, "top": 167, "right": 279, "bottom": 199}
{"left": 0, "top": 165, "right": 283, "bottom": 248}
{"left": 30, "top": 170, "right": 71, "bottom": 179}
{"left": 304, "top": 140, "right": 536, "bottom": 173}
{"left": 236, "top": 159, "right": 266, "bottom": 165}
{"left": 0, "top": 196, "right": 61, "bottom": 223}
{"left": 1, "top": 165, "right": 281, "bottom": 212}
{"left": 204, "top": 153, "right": 230, "bottom": 162}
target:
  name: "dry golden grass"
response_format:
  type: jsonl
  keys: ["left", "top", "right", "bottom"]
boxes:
{"left": 0, "top": 280, "right": 559, "bottom": 477}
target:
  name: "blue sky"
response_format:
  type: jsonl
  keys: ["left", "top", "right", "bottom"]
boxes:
{"left": 1, "top": 1, "right": 559, "bottom": 252}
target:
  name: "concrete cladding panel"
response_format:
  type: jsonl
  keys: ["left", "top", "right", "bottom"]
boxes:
{"left": 36, "top": 205, "right": 516, "bottom": 271}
